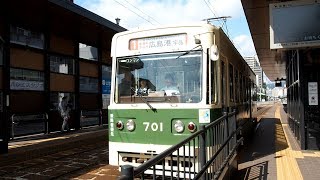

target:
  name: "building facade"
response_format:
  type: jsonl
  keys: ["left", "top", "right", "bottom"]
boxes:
{"left": 244, "top": 56, "right": 263, "bottom": 87}
{"left": 0, "top": 0, "right": 126, "bottom": 153}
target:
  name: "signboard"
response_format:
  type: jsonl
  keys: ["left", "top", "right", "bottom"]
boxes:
{"left": 10, "top": 80, "right": 44, "bottom": 91}
{"left": 102, "top": 94, "right": 110, "bottom": 109}
{"left": 102, "top": 78, "right": 111, "bottom": 94}
{"left": 129, "top": 34, "right": 187, "bottom": 51}
{"left": 270, "top": 0, "right": 320, "bottom": 49}
{"left": 199, "top": 109, "right": 210, "bottom": 123}
{"left": 308, "top": 82, "right": 318, "bottom": 105}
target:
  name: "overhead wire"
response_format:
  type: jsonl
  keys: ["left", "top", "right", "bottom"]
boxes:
{"left": 202, "top": 0, "right": 224, "bottom": 27}
{"left": 113, "top": 0, "right": 156, "bottom": 26}
{"left": 122, "top": 0, "right": 161, "bottom": 25}
{"left": 203, "top": 0, "right": 247, "bottom": 57}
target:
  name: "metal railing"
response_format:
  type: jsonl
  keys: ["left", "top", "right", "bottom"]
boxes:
{"left": 11, "top": 113, "right": 48, "bottom": 139}
{"left": 119, "top": 110, "right": 243, "bottom": 180}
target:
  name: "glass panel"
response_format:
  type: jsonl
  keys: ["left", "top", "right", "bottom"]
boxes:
{"left": 49, "top": 92, "right": 75, "bottom": 111}
{"left": 0, "top": 91, "right": 3, "bottom": 112}
{"left": 211, "top": 61, "right": 218, "bottom": 104}
{"left": 10, "top": 26, "right": 44, "bottom": 49}
{"left": 10, "top": 68, "right": 44, "bottom": 91}
{"left": 0, "top": 39, "right": 3, "bottom": 65}
{"left": 235, "top": 70, "right": 239, "bottom": 102}
{"left": 79, "top": 43, "right": 98, "bottom": 61}
{"left": 79, "top": 76, "right": 99, "bottom": 93}
{"left": 80, "top": 110, "right": 100, "bottom": 127}
{"left": 229, "top": 64, "right": 234, "bottom": 102}
{"left": 12, "top": 113, "right": 46, "bottom": 137}
{"left": 49, "top": 55, "right": 74, "bottom": 74}
{"left": 115, "top": 51, "right": 203, "bottom": 104}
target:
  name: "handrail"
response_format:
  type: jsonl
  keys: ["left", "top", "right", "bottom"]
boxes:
{"left": 134, "top": 113, "right": 228, "bottom": 176}
{"left": 120, "top": 110, "right": 240, "bottom": 179}
{"left": 193, "top": 129, "right": 242, "bottom": 179}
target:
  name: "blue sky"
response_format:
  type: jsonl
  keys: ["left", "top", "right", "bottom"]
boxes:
{"left": 74, "top": 0, "right": 256, "bottom": 57}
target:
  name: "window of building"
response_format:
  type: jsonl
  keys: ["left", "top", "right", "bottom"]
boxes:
{"left": 49, "top": 55, "right": 75, "bottom": 74}
{"left": 79, "top": 76, "right": 99, "bottom": 93}
{"left": 79, "top": 43, "right": 98, "bottom": 61}
{"left": 10, "top": 26, "right": 44, "bottom": 49}
{"left": 10, "top": 68, "right": 44, "bottom": 91}
{"left": 49, "top": 92, "right": 75, "bottom": 111}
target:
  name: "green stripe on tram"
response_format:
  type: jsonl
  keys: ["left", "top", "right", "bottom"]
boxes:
{"left": 109, "top": 108, "right": 222, "bottom": 145}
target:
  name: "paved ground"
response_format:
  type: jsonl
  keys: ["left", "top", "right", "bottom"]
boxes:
{"left": 0, "top": 127, "right": 120, "bottom": 180}
{"left": 1, "top": 103, "right": 320, "bottom": 179}
{"left": 237, "top": 103, "right": 320, "bottom": 180}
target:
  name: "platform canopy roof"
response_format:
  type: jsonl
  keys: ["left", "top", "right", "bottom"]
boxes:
{"left": 241, "top": 0, "right": 287, "bottom": 81}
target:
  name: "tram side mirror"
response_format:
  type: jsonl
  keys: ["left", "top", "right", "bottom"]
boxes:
{"left": 210, "top": 44, "right": 219, "bottom": 61}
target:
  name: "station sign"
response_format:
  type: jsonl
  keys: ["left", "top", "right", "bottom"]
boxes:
{"left": 270, "top": 0, "right": 320, "bottom": 49}
{"left": 10, "top": 80, "right": 44, "bottom": 91}
{"left": 308, "top": 82, "right": 318, "bottom": 106}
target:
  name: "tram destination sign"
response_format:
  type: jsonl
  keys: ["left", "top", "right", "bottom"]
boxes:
{"left": 129, "top": 34, "right": 187, "bottom": 51}
{"left": 269, "top": 0, "right": 320, "bottom": 49}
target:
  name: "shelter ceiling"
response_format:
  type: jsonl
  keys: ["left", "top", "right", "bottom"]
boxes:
{"left": 241, "top": 0, "right": 289, "bottom": 81}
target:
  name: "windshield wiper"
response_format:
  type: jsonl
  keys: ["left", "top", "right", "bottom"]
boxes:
{"left": 130, "top": 87, "right": 157, "bottom": 112}
{"left": 176, "top": 45, "right": 202, "bottom": 59}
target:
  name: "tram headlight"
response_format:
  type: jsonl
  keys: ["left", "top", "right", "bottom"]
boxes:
{"left": 174, "top": 120, "right": 184, "bottom": 133}
{"left": 126, "top": 119, "right": 136, "bottom": 131}
{"left": 116, "top": 121, "right": 124, "bottom": 130}
{"left": 187, "top": 122, "right": 197, "bottom": 133}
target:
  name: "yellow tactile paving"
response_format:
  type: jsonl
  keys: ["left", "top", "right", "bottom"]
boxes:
{"left": 275, "top": 106, "right": 303, "bottom": 180}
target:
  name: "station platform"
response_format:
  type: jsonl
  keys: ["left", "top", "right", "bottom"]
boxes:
{"left": 1, "top": 103, "right": 320, "bottom": 179}
{"left": 238, "top": 102, "right": 320, "bottom": 180}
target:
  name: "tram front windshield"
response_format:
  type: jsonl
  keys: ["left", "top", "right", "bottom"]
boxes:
{"left": 115, "top": 51, "right": 202, "bottom": 104}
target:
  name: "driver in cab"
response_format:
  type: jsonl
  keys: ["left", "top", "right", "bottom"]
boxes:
{"left": 160, "top": 74, "right": 180, "bottom": 96}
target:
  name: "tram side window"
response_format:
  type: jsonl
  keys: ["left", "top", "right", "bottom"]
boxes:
{"left": 221, "top": 60, "right": 228, "bottom": 106}
{"left": 239, "top": 74, "right": 242, "bottom": 102}
{"left": 244, "top": 77, "right": 248, "bottom": 102}
{"left": 246, "top": 78, "right": 250, "bottom": 102}
{"left": 229, "top": 64, "right": 234, "bottom": 102}
{"left": 235, "top": 70, "right": 239, "bottom": 103}
{"left": 211, "top": 61, "right": 218, "bottom": 104}
{"left": 242, "top": 76, "right": 246, "bottom": 103}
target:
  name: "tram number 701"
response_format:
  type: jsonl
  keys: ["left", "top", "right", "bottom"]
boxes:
{"left": 143, "top": 122, "right": 163, "bottom": 132}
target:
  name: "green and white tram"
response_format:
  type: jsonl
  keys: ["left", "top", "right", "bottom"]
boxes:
{"left": 108, "top": 23, "right": 257, "bottom": 171}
